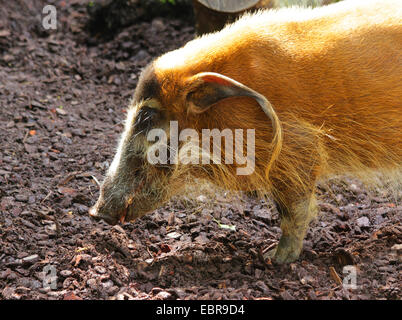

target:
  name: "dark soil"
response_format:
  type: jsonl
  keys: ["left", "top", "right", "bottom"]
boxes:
{"left": 0, "top": 0, "right": 400, "bottom": 300}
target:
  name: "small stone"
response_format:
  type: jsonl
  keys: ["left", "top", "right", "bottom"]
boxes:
{"left": 15, "top": 193, "right": 29, "bottom": 202}
{"left": 87, "top": 278, "right": 97, "bottom": 289}
{"left": 166, "top": 232, "right": 181, "bottom": 239}
{"left": 60, "top": 270, "right": 72, "bottom": 277}
{"left": 154, "top": 291, "right": 172, "bottom": 300}
{"left": 56, "top": 108, "right": 67, "bottom": 115}
{"left": 94, "top": 266, "right": 106, "bottom": 274}
{"left": 356, "top": 216, "right": 370, "bottom": 228}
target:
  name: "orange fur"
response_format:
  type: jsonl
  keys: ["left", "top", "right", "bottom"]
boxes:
{"left": 153, "top": 0, "right": 401, "bottom": 202}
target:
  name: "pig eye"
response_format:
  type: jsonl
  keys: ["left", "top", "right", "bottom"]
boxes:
{"left": 134, "top": 106, "right": 160, "bottom": 134}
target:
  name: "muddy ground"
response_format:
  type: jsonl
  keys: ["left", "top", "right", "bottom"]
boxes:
{"left": 0, "top": 0, "right": 400, "bottom": 300}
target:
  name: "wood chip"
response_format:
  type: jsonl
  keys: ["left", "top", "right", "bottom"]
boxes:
{"left": 329, "top": 266, "right": 342, "bottom": 285}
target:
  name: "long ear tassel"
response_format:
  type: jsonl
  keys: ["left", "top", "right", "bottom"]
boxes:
{"left": 252, "top": 93, "right": 283, "bottom": 180}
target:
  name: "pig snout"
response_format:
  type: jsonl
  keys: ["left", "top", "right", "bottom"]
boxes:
{"left": 89, "top": 204, "right": 120, "bottom": 225}
{"left": 89, "top": 183, "right": 128, "bottom": 225}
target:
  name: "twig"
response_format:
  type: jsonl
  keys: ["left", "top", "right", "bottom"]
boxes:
{"left": 57, "top": 171, "right": 81, "bottom": 186}
{"left": 41, "top": 190, "right": 52, "bottom": 204}
{"left": 22, "top": 129, "right": 29, "bottom": 143}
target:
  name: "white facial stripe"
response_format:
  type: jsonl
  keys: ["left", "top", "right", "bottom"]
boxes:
{"left": 107, "top": 107, "right": 138, "bottom": 178}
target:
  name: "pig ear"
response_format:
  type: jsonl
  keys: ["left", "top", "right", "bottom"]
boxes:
{"left": 186, "top": 72, "right": 280, "bottom": 137}
{"left": 186, "top": 72, "right": 273, "bottom": 117}
{"left": 186, "top": 72, "right": 283, "bottom": 176}
{"left": 186, "top": 72, "right": 255, "bottom": 114}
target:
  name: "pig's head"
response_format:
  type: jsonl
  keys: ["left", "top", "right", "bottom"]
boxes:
{"left": 89, "top": 59, "right": 282, "bottom": 225}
